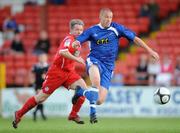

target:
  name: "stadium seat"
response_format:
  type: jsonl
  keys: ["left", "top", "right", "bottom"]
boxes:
{"left": 2, "top": 40, "right": 11, "bottom": 49}
{"left": 14, "top": 68, "right": 28, "bottom": 86}
{"left": 6, "top": 66, "right": 15, "bottom": 85}
{"left": 0, "top": 56, "right": 4, "bottom": 62}
{"left": 2, "top": 0, "right": 180, "bottom": 86}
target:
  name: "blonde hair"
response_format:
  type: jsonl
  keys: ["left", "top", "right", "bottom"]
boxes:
{"left": 99, "top": 8, "right": 112, "bottom": 17}
{"left": 69, "top": 19, "right": 84, "bottom": 30}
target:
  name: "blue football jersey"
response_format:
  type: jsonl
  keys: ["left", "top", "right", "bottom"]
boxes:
{"left": 76, "top": 22, "right": 136, "bottom": 70}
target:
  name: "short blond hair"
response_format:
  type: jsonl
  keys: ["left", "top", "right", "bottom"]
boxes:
{"left": 69, "top": 19, "right": 84, "bottom": 30}
{"left": 99, "top": 8, "right": 112, "bottom": 17}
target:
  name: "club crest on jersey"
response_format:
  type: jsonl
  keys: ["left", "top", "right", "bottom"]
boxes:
{"left": 96, "top": 38, "right": 109, "bottom": 45}
{"left": 44, "top": 86, "right": 49, "bottom": 92}
{"left": 64, "top": 39, "right": 71, "bottom": 47}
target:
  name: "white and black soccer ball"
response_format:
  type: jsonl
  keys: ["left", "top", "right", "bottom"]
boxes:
{"left": 153, "top": 87, "right": 171, "bottom": 104}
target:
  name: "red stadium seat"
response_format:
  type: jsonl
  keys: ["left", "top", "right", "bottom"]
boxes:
{"left": 3, "top": 55, "right": 14, "bottom": 63}
{"left": 2, "top": 0, "right": 180, "bottom": 86}
{"left": 14, "top": 54, "right": 26, "bottom": 62}
{"left": 138, "top": 17, "right": 150, "bottom": 33}
{"left": 14, "top": 68, "right": 28, "bottom": 86}
{"left": 0, "top": 55, "right": 4, "bottom": 62}
{"left": 25, "top": 54, "right": 38, "bottom": 69}
{"left": 2, "top": 40, "right": 11, "bottom": 49}
{"left": 6, "top": 76, "right": 14, "bottom": 85}
{"left": 6, "top": 67, "right": 15, "bottom": 85}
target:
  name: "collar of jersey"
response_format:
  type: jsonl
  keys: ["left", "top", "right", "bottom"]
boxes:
{"left": 98, "top": 23, "right": 111, "bottom": 29}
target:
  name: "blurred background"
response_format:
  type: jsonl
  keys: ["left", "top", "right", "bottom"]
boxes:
{"left": 0, "top": 0, "right": 180, "bottom": 122}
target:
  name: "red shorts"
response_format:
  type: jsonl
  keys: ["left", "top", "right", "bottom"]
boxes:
{"left": 42, "top": 69, "right": 81, "bottom": 94}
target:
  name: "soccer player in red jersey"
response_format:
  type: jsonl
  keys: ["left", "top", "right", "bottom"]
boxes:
{"left": 12, "top": 19, "right": 88, "bottom": 128}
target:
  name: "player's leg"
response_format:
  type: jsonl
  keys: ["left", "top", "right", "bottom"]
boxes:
{"left": 33, "top": 89, "right": 40, "bottom": 121}
{"left": 70, "top": 78, "right": 87, "bottom": 103}
{"left": 87, "top": 64, "right": 103, "bottom": 123}
{"left": 35, "top": 89, "right": 46, "bottom": 121}
{"left": 39, "top": 104, "right": 46, "bottom": 120}
{"left": 90, "top": 62, "right": 113, "bottom": 105}
{"left": 12, "top": 90, "right": 50, "bottom": 129}
{"left": 96, "top": 87, "right": 108, "bottom": 105}
{"left": 63, "top": 71, "right": 87, "bottom": 124}
{"left": 12, "top": 73, "right": 63, "bottom": 129}
{"left": 88, "top": 64, "right": 108, "bottom": 104}
{"left": 73, "top": 85, "right": 99, "bottom": 124}
{"left": 33, "top": 105, "right": 38, "bottom": 121}
{"left": 68, "top": 78, "right": 86, "bottom": 124}
{"left": 71, "top": 65, "right": 100, "bottom": 123}
{"left": 66, "top": 69, "right": 99, "bottom": 123}
{"left": 72, "top": 65, "right": 100, "bottom": 104}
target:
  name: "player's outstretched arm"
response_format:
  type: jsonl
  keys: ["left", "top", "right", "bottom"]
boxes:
{"left": 133, "top": 36, "right": 159, "bottom": 61}
{"left": 59, "top": 50, "right": 85, "bottom": 65}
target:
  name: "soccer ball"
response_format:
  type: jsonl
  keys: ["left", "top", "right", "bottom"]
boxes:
{"left": 153, "top": 87, "right": 170, "bottom": 104}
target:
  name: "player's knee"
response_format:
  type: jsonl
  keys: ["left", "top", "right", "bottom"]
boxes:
{"left": 92, "top": 83, "right": 101, "bottom": 90}
{"left": 92, "top": 77, "right": 100, "bottom": 87}
{"left": 38, "top": 98, "right": 46, "bottom": 103}
{"left": 97, "top": 99, "right": 104, "bottom": 105}
{"left": 96, "top": 95, "right": 106, "bottom": 105}
{"left": 35, "top": 95, "right": 47, "bottom": 104}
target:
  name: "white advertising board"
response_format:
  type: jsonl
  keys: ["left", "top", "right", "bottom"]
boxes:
{"left": 2, "top": 86, "right": 180, "bottom": 117}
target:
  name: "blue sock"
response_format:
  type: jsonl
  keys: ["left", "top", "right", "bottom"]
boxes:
{"left": 76, "top": 86, "right": 99, "bottom": 103}
{"left": 76, "top": 86, "right": 99, "bottom": 115}
{"left": 84, "top": 87, "right": 99, "bottom": 103}
{"left": 75, "top": 86, "right": 85, "bottom": 96}
{"left": 87, "top": 87, "right": 99, "bottom": 115}
{"left": 90, "top": 103, "right": 96, "bottom": 115}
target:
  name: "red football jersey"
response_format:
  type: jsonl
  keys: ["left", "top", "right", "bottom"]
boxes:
{"left": 50, "top": 34, "right": 80, "bottom": 72}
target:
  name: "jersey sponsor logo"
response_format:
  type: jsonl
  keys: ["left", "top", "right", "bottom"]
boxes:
{"left": 96, "top": 38, "right": 109, "bottom": 45}
{"left": 64, "top": 39, "right": 71, "bottom": 47}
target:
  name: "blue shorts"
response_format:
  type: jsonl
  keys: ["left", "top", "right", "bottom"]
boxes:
{"left": 86, "top": 57, "right": 113, "bottom": 90}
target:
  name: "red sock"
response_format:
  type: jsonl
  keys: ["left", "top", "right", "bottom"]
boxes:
{"left": 69, "top": 96, "right": 85, "bottom": 117}
{"left": 17, "top": 96, "right": 37, "bottom": 118}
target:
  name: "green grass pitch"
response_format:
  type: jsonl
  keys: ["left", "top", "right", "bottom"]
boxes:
{"left": 1, "top": 117, "right": 180, "bottom": 133}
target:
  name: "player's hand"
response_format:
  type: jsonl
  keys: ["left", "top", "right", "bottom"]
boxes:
{"left": 77, "top": 57, "right": 85, "bottom": 65}
{"left": 72, "top": 41, "right": 81, "bottom": 49}
{"left": 150, "top": 50, "right": 159, "bottom": 61}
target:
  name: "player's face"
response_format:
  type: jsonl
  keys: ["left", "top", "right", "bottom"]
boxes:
{"left": 100, "top": 11, "right": 113, "bottom": 28}
{"left": 71, "top": 24, "right": 84, "bottom": 37}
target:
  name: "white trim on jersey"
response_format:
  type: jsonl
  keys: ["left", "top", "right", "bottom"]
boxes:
{"left": 108, "top": 27, "right": 119, "bottom": 36}
{"left": 87, "top": 57, "right": 93, "bottom": 66}
{"left": 88, "top": 41, "right": 91, "bottom": 51}
{"left": 61, "top": 58, "right": 65, "bottom": 68}
{"left": 98, "top": 23, "right": 104, "bottom": 29}
{"left": 97, "top": 23, "right": 111, "bottom": 29}
{"left": 97, "top": 23, "right": 119, "bottom": 36}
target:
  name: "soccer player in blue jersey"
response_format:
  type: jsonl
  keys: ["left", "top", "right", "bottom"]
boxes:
{"left": 72, "top": 8, "right": 159, "bottom": 123}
